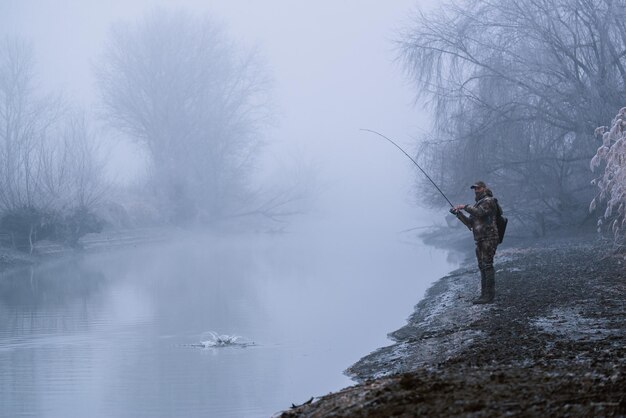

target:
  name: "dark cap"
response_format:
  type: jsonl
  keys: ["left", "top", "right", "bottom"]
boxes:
{"left": 470, "top": 181, "right": 487, "bottom": 189}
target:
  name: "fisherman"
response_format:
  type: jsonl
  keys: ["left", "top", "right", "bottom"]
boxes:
{"left": 451, "top": 181, "right": 500, "bottom": 304}
{"left": 360, "top": 130, "right": 505, "bottom": 303}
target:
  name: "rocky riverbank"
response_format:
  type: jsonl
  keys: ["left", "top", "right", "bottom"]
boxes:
{"left": 280, "top": 233, "right": 626, "bottom": 417}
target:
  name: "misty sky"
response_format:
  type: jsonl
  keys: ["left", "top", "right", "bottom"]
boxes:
{"left": 1, "top": 0, "right": 438, "bottom": 233}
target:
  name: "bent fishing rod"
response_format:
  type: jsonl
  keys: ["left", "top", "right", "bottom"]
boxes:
{"left": 360, "top": 128, "right": 454, "bottom": 209}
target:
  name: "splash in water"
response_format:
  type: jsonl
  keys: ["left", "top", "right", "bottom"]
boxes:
{"left": 192, "top": 331, "right": 255, "bottom": 348}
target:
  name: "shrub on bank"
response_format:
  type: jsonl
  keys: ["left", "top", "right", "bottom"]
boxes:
{"left": 0, "top": 206, "right": 103, "bottom": 252}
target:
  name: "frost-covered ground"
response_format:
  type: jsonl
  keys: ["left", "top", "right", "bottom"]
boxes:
{"left": 281, "top": 233, "right": 625, "bottom": 417}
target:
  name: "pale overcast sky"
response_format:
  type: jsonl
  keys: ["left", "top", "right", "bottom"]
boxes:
{"left": 1, "top": 0, "right": 438, "bottom": 232}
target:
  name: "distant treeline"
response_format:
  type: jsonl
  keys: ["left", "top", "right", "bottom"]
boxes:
{"left": 0, "top": 9, "right": 310, "bottom": 252}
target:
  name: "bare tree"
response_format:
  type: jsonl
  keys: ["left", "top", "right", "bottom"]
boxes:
{"left": 400, "top": 0, "right": 626, "bottom": 235}
{"left": 59, "top": 113, "right": 109, "bottom": 210}
{"left": 96, "top": 9, "right": 272, "bottom": 225}
{"left": 0, "top": 38, "right": 62, "bottom": 212}
{"left": 0, "top": 39, "right": 107, "bottom": 250}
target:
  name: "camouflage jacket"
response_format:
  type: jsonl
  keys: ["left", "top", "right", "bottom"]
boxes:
{"left": 456, "top": 193, "right": 500, "bottom": 242}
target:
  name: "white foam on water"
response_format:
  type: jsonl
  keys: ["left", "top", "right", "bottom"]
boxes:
{"left": 195, "top": 331, "right": 255, "bottom": 348}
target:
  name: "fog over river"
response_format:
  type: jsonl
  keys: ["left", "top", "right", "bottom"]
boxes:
{"left": 0, "top": 231, "right": 455, "bottom": 417}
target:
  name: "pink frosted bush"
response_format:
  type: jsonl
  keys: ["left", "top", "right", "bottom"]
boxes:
{"left": 591, "top": 108, "right": 626, "bottom": 252}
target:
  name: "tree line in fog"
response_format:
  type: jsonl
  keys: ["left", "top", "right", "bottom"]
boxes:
{"left": 0, "top": 9, "right": 305, "bottom": 252}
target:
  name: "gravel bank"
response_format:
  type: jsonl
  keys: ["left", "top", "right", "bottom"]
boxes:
{"left": 280, "top": 234, "right": 626, "bottom": 417}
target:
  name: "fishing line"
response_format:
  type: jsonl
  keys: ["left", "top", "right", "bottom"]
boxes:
{"left": 360, "top": 128, "right": 454, "bottom": 208}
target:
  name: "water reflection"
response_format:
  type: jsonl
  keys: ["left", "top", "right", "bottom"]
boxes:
{"left": 0, "top": 233, "right": 455, "bottom": 417}
{"left": 0, "top": 260, "right": 107, "bottom": 344}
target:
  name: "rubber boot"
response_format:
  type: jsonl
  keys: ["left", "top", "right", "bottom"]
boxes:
{"left": 484, "top": 267, "right": 495, "bottom": 303}
{"left": 472, "top": 269, "right": 486, "bottom": 304}
{"left": 474, "top": 268, "right": 495, "bottom": 304}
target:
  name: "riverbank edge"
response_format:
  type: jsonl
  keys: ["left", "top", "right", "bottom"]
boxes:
{"left": 343, "top": 235, "right": 538, "bottom": 381}
{"left": 0, "top": 227, "right": 176, "bottom": 272}
{"left": 279, "top": 233, "right": 626, "bottom": 417}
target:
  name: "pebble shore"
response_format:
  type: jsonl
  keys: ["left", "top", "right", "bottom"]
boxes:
{"left": 280, "top": 234, "right": 626, "bottom": 417}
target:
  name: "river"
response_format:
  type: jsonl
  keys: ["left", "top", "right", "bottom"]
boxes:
{"left": 0, "top": 230, "right": 455, "bottom": 417}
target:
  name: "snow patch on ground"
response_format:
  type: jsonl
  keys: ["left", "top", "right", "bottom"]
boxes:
{"left": 496, "top": 247, "right": 532, "bottom": 263}
{"left": 500, "top": 266, "right": 523, "bottom": 272}
{"left": 347, "top": 269, "right": 490, "bottom": 381}
{"left": 532, "top": 308, "right": 614, "bottom": 341}
{"left": 418, "top": 278, "right": 472, "bottom": 329}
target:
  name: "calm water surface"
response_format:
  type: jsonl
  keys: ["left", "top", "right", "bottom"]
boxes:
{"left": 0, "top": 231, "right": 455, "bottom": 417}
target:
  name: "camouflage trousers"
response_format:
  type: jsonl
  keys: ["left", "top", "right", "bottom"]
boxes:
{"left": 475, "top": 238, "right": 498, "bottom": 271}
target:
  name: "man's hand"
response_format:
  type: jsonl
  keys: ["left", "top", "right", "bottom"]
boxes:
{"left": 450, "top": 205, "right": 464, "bottom": 215}
{"left": 451, "top": 204, "right": 473, "bottom": 231}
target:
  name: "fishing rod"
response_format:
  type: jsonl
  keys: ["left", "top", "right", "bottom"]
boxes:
{"left": 360, "top": 128, "right": 455, "bottom": 209}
